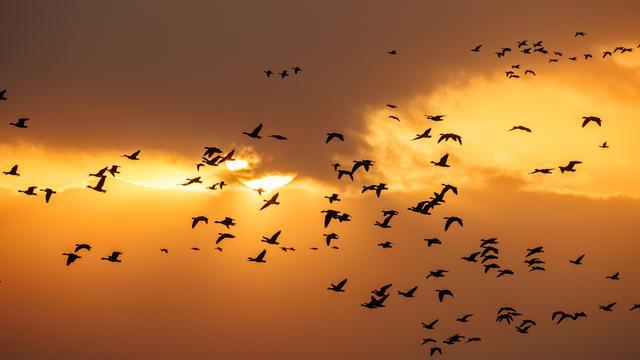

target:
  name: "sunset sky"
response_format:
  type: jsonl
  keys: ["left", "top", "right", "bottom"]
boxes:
{"left": 1, "top": 1, "right": 639, "bottom": 359}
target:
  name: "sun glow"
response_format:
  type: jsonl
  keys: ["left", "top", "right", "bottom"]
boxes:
{"left": 241, "top": 175, "right": 295, "bottom": 192}
{"left": 225, "top": 159, "right": 249, "bottom": 171}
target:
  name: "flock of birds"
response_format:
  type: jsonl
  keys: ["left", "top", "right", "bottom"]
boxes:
{"left": 2, "top": 30, "right": 639, "bottom": 358}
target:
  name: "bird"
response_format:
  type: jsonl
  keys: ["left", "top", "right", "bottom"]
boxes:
{"left": 101, "top": 251, "right": 122, "bottom": 263}
{"left": 584, "top": 53, "right": 593, "bottom": 60}
{"left": 421, "top": 338, "right": 437, "bottom": 345}
{"left": 582, "top": 116, "right": 602, "bottom": 127}
{"left": 62, "top": 253, "right": 81, "bottom": 266}
{"left": 191, "top": 216, "right": 208, "bottom": 229}
{"left": 599, "top": 141, "right": 610, "bottom": 149}
{"left": 606, "top": 272, "right": 620, "bottom": 280}
{"left": 372, "top": 284, "right": 392, "bottom": 297}
{"left": 264, "top": 70, "right": 273, "bottom": 77}
{"left": 160, "top": 248, "right": 169, "bottom": 253}
{"left": 430, "top": 154, "right": 450, "bottom": 167}
{"left": 122, "top": 150, "right": 141, "bottom": 160}
{"left": 388, "top": 115, "right": 400, "bottom": 121}
{"left": 602, "top": 51, "right": 612, "bottom": 58}
{"left": 444, "top": 216, "right": 463, "bottom": 231}
{"left": 526, "top": 246, "right": 544, "bottom": 257}
{"left": 243, "top": 123, "right": 263, "bottom": 139}
{"left": 74, "top": 244, "right": 91, "bottom": 252}
{"left": 599, "top": 302, "right": 616, "bottom": 312}
{"left": 412, "top": 128, "right": 432, "bottom": 140}
{"left": 559, "top": 161, "right": 582, "bottom": 173}
{"left": 337, "top": 170, "right": 353, "bottom": 181}
{"left": 261, "top": 230, "right": 282, "bottom": 245}
{"left": 397, "top": 286, "right": 418, "bottom": 298}
{"left": 214, "top": 217, "right": 236, "bottom": 228}
{"left": 90, "top": 167, "right": 108, "bottom": 177}
{"left": 107, "top": 165, "right": 120, "bottom": 177}
{"left": 435, "top": 289, "right": 454, "bottom": 302}
{"left": 321, "top": 210, "right": 340, "bottom": 228}
{"left": 569, "top": 254, "right": 585, "bottom": 265}
{"left": 470, "top": 44, "right": 482, "bottom": 52}
{"left": 461, "top": 251, "right": 481, "bottom": 263}
{"left": 438, "top": 133, "right": 462, "bottom": 145}
{"left": 530, "top": 168, "right": 554, "bottom": 175}
{"left": 3, "top": 165, "right": 19, "bottom": 176}
{"left": 467, "top": 337, "right": 482, "bottom": 343}
{"left": 269, "top": 134, "right": 288, "bottom": 140}
{"left": 575, "top": 31, "right": 586, "bottom": 37}
{"left": 421, "top": 319, "right": 438, "bottom": 329}
{"left": 426, "top": 114, "right": 445, "bottom": 121}
{"left": 424, "top": 238, "right": 442, "bottom": 247}
{"left": 260, "top": 193, "right": 280, "bottom": 210}
{"left": 87, "top": 176, "right": 107, "bottom": 193}
{"left": 386, "top": 50, "right": 397, "bottom": 55}
{"left": 509, "top": 125, "right": 532, "bottom": 132}
{"left": 0, "top": 89, "right": 6, "bottom": 100}
{"left": 569, "top": 56, "right": 578, "bottom": 61}
{"left": 191, "top": 247, "right": 200, "bottom": 251}
{"left": 377, "top": 241, "right": 393, "bottom": 249}
{"left": 517, "top": 40, "right": 528, "bottom": 48}
{"left": 203, "top": 146, "right": 222, "bottom": 158}
{"left": 247, "top": 249, "right": 267, "bottom": 263}
{"left": 214, "top": 247, "right": 223, "bottom": 252}
{"left": 18, "top": 186, "right": 37, "bottom": 196}
{"left": 497, "top": 269, "right": 514, "bottom": 278}
{"left": 429, "top": 347, "right": 442, "bottom": 357}
{"left": 324, "top": 193, "right": 340, "bottom": 203}
{"left": 291, "top": 66, "right": 302, "bottom": 74}
{"left": 278, "top": 70, "right": 289, "bottom": 78}
{"left": 181, "top": 177, "right": 202, "bottom": 186}
{"left": 39, "top": 188, "right": 56, "bottom": 203}
{"left": 386, "top": 104, "right": 397, "bottom": 108}
{"left": 326, "top": 132, "right": 344, "bottom": 143}
{"left": 328, "top": 278, "right": 347, "bottom": 292}
{"left": 456, "top": 314, "right": 473, "bottom": 323}
{"left": 9, "top": 118, "right": 29, "bottom": 128}
{"left": 374, "top": 216, "right": 393, "bottom": 228}
{"left": 323, "top": 233, "right": 339, "bottom": 246}
{"left": 630, "top": 304, "right": 640, "bottom": 311}
{"left": 426, "top": 269, "right": 449, "bottom": 279}
{"left": 216, "top": 233, "right": 235, "bottom": 244}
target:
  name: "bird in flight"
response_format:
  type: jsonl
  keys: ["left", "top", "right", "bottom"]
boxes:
{"left": 426, "top": 269, "right": 449, "bottom": 279}
{"left": 122, "top": 150, "right": 141, "bottom": 160}
{"left": 269, "top": 134, "right": 288, "bottom": 140}
{"left": 425, "top": 238, "right": 442, "bottom": 247}
{"left": 386, "top": 50, "right": 397, "bottom": 55}
{"left": 435, "top": 289, "right": 454, "bottom": 302}
{"left": 3, "top": 165, "right": 19, "bottom": 176}
{"left": 323, "top": 232, "right": 339, "bottom": 246}
{"left": 582, "top": 116, "right": 602, "bottom": 127}
{"left": 261, "top": 230, "right": 282, "bottom": 245}
{"left": 324, "top": 193, "right": 340, "bottom": 203}
{"left": 444, "top": 216, "right": 463, "bottom": 231}
{"left": 62, "top": 253, "right": 81, "bottom": 266}
{"left": 260, "top": 192, "right": 280, "bottom": 210}
{"left": 87, "top": 176, "right": 107, "bottom": 193}
{"left": 264, "top": 70, "right": 273, "bottom": 78}
{"left": 101, "top": 251, "right": 123, "bottom": 263}
{"left": 326, "top": 132, "right": 344, "bottom": 143}
{"left": 107, "top": 165, "right": 120, "bottom": 177}
{"left": 412, "top": 128, "right": 432, "bottom": 140}
{"left": 575, "top": 31, "right": 586, "bottom": 37}
{"left": 397, "top": 286, "right": 418, "bottom": 298}
{"left": 243, "top": 123, "right": 263, "bottom": 139}
{"left": 599, "top": 141, "right": 610, "bottom": 149}
{"left": 456, "top": 314, "right": 473, "bottom": 323}
{"left": 421, "top": 319, "right": 438, "bottom": 329}
{"left": 216, "top": 233, "right": 235, "bottom": 244}
{"left": 248, "top": 249, "right": 267, "bottom": 263}
{"left": 291, "top": 66, "right": 302, "bottom": 74}
{"left": 39, "top": 188, "right": 56, "bottom": 203}
{"left": 429, "top": 347, "right": 442, "bottom": 357}
{"left": 559, "top": 161, "right": 582, "bottom": 173}
{"left": 599, "top": 302, "right": 616, "bottom": 312}
{"left": 509, "top": 125, "right": 532, "bottom": 132}
{"left": 606, "top": 272, "right": 620, "bottom": 280}
{"left": 74, "top": 244, "right": 91, "bottom": 252}
{"left": 438, "top": 133, "right": 462, "bottom": 145}
{"left": 569, "top": 254, "right": 585, "bottom": 265}
{"left": 0, "top": 89, "right": 6, "bottom": 100}
{"left": 214, "top": 217, "right": 236, "bottom": 228}
{"left": 430, "top": 154, "right": 450, "bottom": 167}
{"left": 181, "top": 177, "right": 202, "bottom": 186}
{"left": 191, "top": 216, "right": 208, "bottom": 228}
{"left": 530, "top": 168, "right": 554, "bottom": 174}
{"left": 9, "top": 118, "right": 29, "bottom": 128}
{"left": 18, "top": 186, "right": 38, "bottom": 196}
{"left": 426, "top": 114, "right": 446, "bottom": 121}
{"left": 470, "top": 44, "right": 482, "bottom": 52}
{"left": 377, "top": 241, "right": 393, "bottom": 248}
{"left": 388, "top": 115, "right": 400, "bottom": 121}
{"left": 278, "top": 70, "right": 289, "bottom": 78}
{"left": 328, "top": 278, "right": 348, "bottom": 292}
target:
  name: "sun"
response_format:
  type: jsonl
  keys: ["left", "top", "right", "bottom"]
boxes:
{"left": 242, "top": 174, "right": 295, "bottom": 192}
{"left": 225, "top": 157, "right": 296, "bottom": 192}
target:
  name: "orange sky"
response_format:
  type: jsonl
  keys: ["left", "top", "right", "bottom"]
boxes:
{"left": 1, "top": 1, "right": 640, "bottom": 359}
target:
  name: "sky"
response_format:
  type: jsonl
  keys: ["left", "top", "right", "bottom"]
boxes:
{"left": 1, "top": 1, "right": 639, "bottom": 359}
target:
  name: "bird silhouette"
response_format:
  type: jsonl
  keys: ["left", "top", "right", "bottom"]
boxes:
{"left": 87, "top": 176, "right": 107, "bottom": 192}
{"left": 264, "top": 70, "right": 273, "bottom": 78}
{"left": 425, "top": 238, "right": 442, "bottom": 247}
{"left": 62, "top": 253, "right": 81, "bottom": 266}
{"left": 243, "top": 123, "right": 263, "bottom": 139}
{"left": 377, "top": 241, "right": 393, "bottom": 248}
{"left": 328, "top": 278, "right": 348, "bottom": 292}
{"left": 372, "top": 284, "right": 392, "bottom": 297}
{"left": 421, "top": 319, "right": 438, "bottom": 329}
{"left": 569, "top": 254, "right": 585, "bottom": 265}
{"left": 386, "top": 50, "right": 397, "bottom": 55}
{"left": 461, "top": 251, "right": 481, "bottom": 262}
{"left": 630, "top": 304, "right": 640, "bottom": 311}
{"left": 321, "top": 210, "right": 340, "bottom": 227}
{"left": 107, "top": 165, "right": 120, "bottom": 177}
{"left": 74, "top": 244, "right": 91, "bottom": 252}
{"left": 444, "top": 216, "right": 463, "bottom": 231}
{"left": 90, "top": 167, "right": 108, "bottom": 177}
{"left": 412, "top": 128, "right": 432, "bottom": 140}
{"left": 214, "top": 217, "right": 236, "bottom": 228}
{"left": 438, "top": 133, "right": 462, "bottom": 145}
{"left": 497, "top": 269, "right": 514, "bottom": 278}
{"left": 18, "top": 186, "right": 37, "bottom": 196}
{"left": 216, "top": 233, "right": 235, "bottom": 244}
{"left": 203, "top": 146, "right": 222, "bottom": 158}
{"left": 269, "top": 134, "right": 288, "bottom": 140}
{"left": 291, "top": 66, "right": 302, "bottom": 74}
{"left": 278, "top": 70, "right": 289, "bottom": 78}
{"left": 599, "top": 141, "right": 610, "bottom": 149}
{"left": 160, "top": 248, "right": 169, "bottom": 253}
{"left": 9, "top": 118, "right": 29, "bottom": 128}
{"left": 39, "top": 188, "right": 56, "bottom": 203}
{"left": 260, "top": 192, "right": 280, "bottom": 210}
{"left": 3, "top": 165, "right": 19, "bottom": 176}
{"left": 456, "top": 314, "right": 473, "bottom": 322}
{"left": 530, "top": 168, "right": 554, "bottom": 174}
{"left": 470, "top": 44, "right": 482, "bottom": 52}
{"left": 324, "top": 193, "right": 340, "bottom": 203}
{"left": 248, "top": 249, "right": 267, "bottom": 263}
{"left": 323, "top": 232, "right": 339, "bottom": 246}
{"left": 559, "top": 161, "right": 582, "bottom": 173}
{"left": 101, "top": 251, "right": 122, "bottom": 263}
{"left": 191, "top": 216, "right": 208, "bottom": 229}
{"left": 582, "top": 116, "right": 602, "bottom": 127}
{"left": 397, "top": 286, "right": 418, "bottom": 298}
{"left": 0, "top": 89, "right": 6, "bottom": 100}
{"left": 421, "top": 338, "right": 437, "bottom": 345}
{"left": 429, "top": 347, "right": 442, "bottom": 357}
{"left": 426, "top": 114, "right": 446, "bottom": 121}
{"left": 430, "top": 154, "right": 450, "bottom": 167}
{"left": 606, "top": 272, "right": 620, "bottom": 280}
{"left": 261, "top": 230, "right": 282, "bottom": 245}
{"left": 509, "top": 125, "right": 532, "bottom": 132}
{"left": 181, "top": 177, "right": 202, "bottom": 186}
{"left": 388, "top": 115, "right": 400, "bottom": 121}
{"left": 122, "top": 150, "right": 141, "bottom": 160}
{"left": 326, "top": 132, "right": 344, "bottom": 143}
{"left": 599, "top": 302, "right": 616, "bottom": 312}
{"left": 435, "top": 289, "right": 454, "bottom": 302}
{"left": 427, "top": 269, "right": 449, "bottom": 279}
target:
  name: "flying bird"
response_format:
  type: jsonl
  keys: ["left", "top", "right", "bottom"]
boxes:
{"left": 3, "top": 165, "right": 19, "bottom": 176}
{"left": 397, "top": 286, "right": 418, "bottom": 298}
{"left": 191, "top": 216, "right": 208, "bottom": 229}
{"left": 39, "top": 188, "right": 56, "bottom": 203}
{"left": 430, "top": 154, "right": 450, "bottom": 167}
{"left": 248, "top": 249, "right": 267, "bottom": 263}
{"left": 18, "top": 186, "right": 37, "bottom": 196}
{"left": 243, "top": 123, "right": 263, "bottom": 139}
{"left": 261, "top": 230, "right": 282, "bottom": 245}
{"left": 122, "top": 150, "right": 141, "bottom": 160}
{"left": 421, "top": 319, "right": 438, "bottom": 329}
{"left": 435, "top": 289, "right": 454, "bottom": 302}
{"left": 426, "top": 114, "right": 446, "bottom": 121}
{"left": 216, "top": 233, "right": 235, "bottom": 244}
{"left": 509, "top": 125, "right": 532, "bottom": 132}
{"left": 87, "top": 176, "right": 107, "bottom": 193}
{"left": 412, "top": 128, "right": 432, "bottom": 140}
{"left": 260, "top": 192, "right": 280, "bottom": 210}
{"left": 444, "top": 216, "right": 463, "bottom": 231}
{"left": 328, "top": 278, "right": 348, "bottom": 292}
{"left": 530, "top": 168, "right": 554, "bottom": 174}
{"left": 74, "top": 244, "right": 91, "bottom": 252}
{"left": 101, "top": 251, "right": 123, "bottom": 263}
{"left": 62, "top": 253, "right": 81, "bottom": 266}
{"left": 324, "top": 193, "right": 340, "bottom": 203}
{"left": 599, "top": 141, "right": 610, "bottom": 149}
{"left": 581, "top": 116, "right": 602, "bottom": 127}
{"left": 559, "top": 161, "right": 582, "bottom": 173}
{"left": 470, "top": 44, "right": 482, "bottom": 52}
{"left": 326, "top": 132, "right": 344, "bottom": 143}
{"left": 569, "top": 254, "right": 585, "bottom": 265}
{"left": 9, "top": 118, "right": 29, "bottom": 128}
{"left": 214, "top": 217, "right": 236, "bottom": 228}
{"left": 269, "top": 134, "right": 288, "bottom": 140}
{"left": 438, "top": 133, "right": 462, "bottom": 145}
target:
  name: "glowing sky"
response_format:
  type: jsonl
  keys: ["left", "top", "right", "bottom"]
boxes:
{"left": 1, "top": 1, "right": 639, "bottom": 359}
